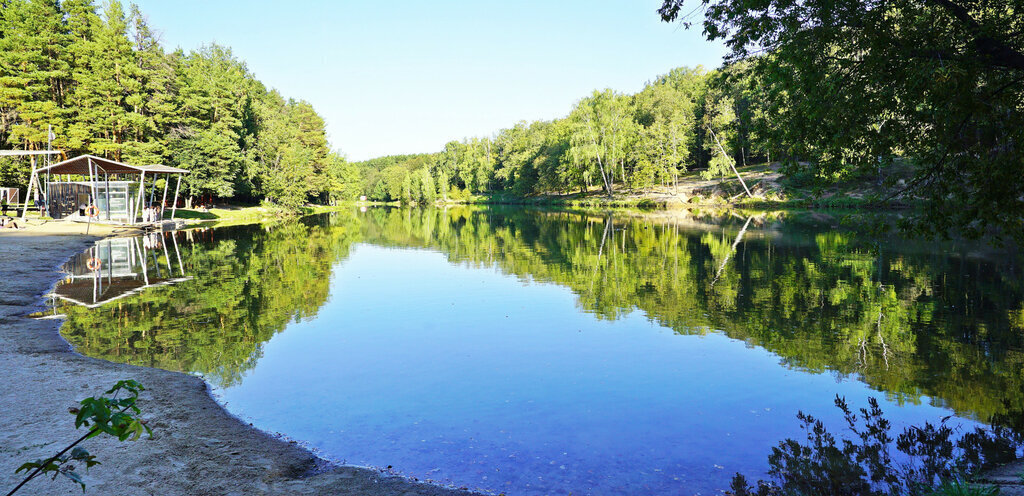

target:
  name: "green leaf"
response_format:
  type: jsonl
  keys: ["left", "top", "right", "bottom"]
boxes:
{"left": 15, "top": 460, "right": 43, "bottom": 473}
{"left": 69, "top": 447, "right": 90, "bottom": 460}
{"left": 62, "top": 469, "right": 86, "bottom": 491}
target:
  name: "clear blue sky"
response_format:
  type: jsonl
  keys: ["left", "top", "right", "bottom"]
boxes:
{"left": 129, "top": 0, "right": 727, "bottom": 161}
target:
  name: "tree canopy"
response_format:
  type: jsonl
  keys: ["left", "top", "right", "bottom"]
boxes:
{"left": 659, "top": 0, "right": 1024, "bottom": 241}
{"left": 0, "top": 0, "right": 344, "bottom": 209}
{"left": 348, "top": 67, "right": 746, "bottom": 204}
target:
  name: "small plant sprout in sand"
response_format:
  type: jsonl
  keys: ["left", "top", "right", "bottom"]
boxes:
{"left": 7, "top": 380, "right": 152, "bottom": 495}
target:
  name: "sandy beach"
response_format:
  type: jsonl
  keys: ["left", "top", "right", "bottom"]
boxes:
{"left": 0, "top": 233, "right": 477, "bottom": 496}
{"left": 0, "top": 216, "right": 147, "bottom": 237}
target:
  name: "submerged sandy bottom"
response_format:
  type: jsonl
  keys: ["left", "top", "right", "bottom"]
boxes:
{"left": 0, "top": 234, "right": 477, "bottom": 496}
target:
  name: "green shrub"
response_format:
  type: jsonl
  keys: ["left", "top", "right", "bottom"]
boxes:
{"left": 446, "top": 187, "right": 470, "bottom": 201}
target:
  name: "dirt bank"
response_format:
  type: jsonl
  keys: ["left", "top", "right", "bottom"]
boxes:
{"left": 0, "top": 234, "right": 478, "bottom": 496}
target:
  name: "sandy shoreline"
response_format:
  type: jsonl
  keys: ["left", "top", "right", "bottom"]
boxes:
{"left": 0, "top": 233, "right": 477, "bottom": 496}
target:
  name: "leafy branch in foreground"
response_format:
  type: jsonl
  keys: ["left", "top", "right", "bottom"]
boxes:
{"left": 729, "top": 396, "right": 1023, "bottom": 496}
{"left": 7, "top": 380, "right": 153, "bottom": 495}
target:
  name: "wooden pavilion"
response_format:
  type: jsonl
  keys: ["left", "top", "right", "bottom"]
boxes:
{"left": 24, "top": 155, "right": 189, "bottom": 224}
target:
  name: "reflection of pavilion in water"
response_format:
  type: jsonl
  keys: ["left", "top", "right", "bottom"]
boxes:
{"left": 49, "top": 231, "right": 191, "bottom": 309}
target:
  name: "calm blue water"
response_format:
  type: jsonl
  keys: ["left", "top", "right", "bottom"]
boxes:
{"left": 212, "top": 244, "right": 976, "bottom": 495}
{"left": 54, "top": 209, "right": 1024, "bottom": 495}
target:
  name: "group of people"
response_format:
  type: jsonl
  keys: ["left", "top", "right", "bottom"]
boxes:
{"left": 142, "top": 204, "right": 163, "bottom": 223}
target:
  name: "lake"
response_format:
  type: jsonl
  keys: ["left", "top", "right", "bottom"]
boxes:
{"left": 51, "top": 207, "right": 1024, "bottom": 495}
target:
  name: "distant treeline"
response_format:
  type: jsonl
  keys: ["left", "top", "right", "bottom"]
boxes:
{"left": 348, "top": 0, "right": 1024, "bottom": 245}
{"left": 0, "top": 0, "right": 347, "bottom": 208}
{"left": 350, "top": 65, "right": 767, "bottom": 204}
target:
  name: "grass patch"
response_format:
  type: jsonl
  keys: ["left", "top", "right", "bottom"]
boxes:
{"left": 168, "top": 204, "right": 291, "bottom": 227}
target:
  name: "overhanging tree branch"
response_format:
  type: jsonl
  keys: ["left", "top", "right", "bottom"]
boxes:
{"left": 925, "top": 0, "right": 1024, "bottom": 71}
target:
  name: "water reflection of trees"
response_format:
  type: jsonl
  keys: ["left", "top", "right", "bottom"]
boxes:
{"left": 61, "top": 215, "right": 361, "bottom": 386}
{"left": 61, "top": 207, "right": 1024, "bottom": 428}
{"left": 362, "top": 207, "right": 1024, "bottom": 428}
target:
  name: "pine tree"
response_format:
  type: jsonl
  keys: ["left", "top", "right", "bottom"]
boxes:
{"left": 0, "top": 0, "right": 72, "bottom": 149}
{"left": 63, "top": 0, "right": 101, "bottom": 152}
{"left": 125, "top": 3, "right": 177, "bottom": 164}
{"left": 169, "top": 44, "right": 255, "bottom": 201}
{"left": 70, "top": 0, "right": 140, "bottom": 160}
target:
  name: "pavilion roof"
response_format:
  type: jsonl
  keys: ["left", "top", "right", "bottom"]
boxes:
{"left": 35, "top": 154, "right": 189, "bottom": 175}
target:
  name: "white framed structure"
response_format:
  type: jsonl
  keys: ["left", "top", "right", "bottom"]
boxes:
{"left": 24, "top": 155, "right": 189, "bottom": 224}
{"left": 48, "top": 233, "right": 190, "bottom": 309}
{"left": 0, "top": 188, "right": 17, "bottom": 205}
{"left": 0, "top": 150, "right": 63, "bottom": 213}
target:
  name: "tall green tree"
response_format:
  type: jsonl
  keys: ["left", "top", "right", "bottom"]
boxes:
{"left": 566, "top": 89, "right": 636, "bottom": 197}
{"left": 65, "top": 1, "right": 148, "bottom": 161}
{"left": 0, "top": 0, "right": 71, "bottom": 149}
{"left": 247, "top": 92, "right": 329, "bottom": 208}
{"left": 124, "top": 3, "right": 177, "bottom": 164}
{"left": 168, "top": 44, "right": 256, "bottom": 202}
{"left": 325, "top": 153, "right": 362, "bottom": 203}
{"left": 631, "top": 68, "right": 705, "bottom": 189}
{"left": 700, "top": 85, "right": 738, "bottom": 180}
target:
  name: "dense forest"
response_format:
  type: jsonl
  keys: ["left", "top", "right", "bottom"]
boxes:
{"left": 0, "top": 0, "right": 346, "bottom": 208}
{"left": 349, "top": 65, "right": 763, "bottom": 204}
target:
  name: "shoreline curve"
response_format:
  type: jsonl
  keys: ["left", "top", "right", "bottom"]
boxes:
{"left": 0, "top": 233, "right": 480, "bottom": 496}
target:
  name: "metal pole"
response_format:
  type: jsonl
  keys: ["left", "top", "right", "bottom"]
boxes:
{"left": 160, "top": 176, "right": 169, "bottom": 221}
{"left": 134, "top": 171, "right": 146, "bottom": 225}
{"left": 150, "top": 245, "right": 162, "bottom": 278}
{"left": 170, "top": 174, "right": 181, "bottom": 220}
{"left": 88, "top": 158, "right": 99, "bottom": 215}
{"left": 133, "top": 237, "right": 149, "bottom": 286}
{"left": 45, "top": 126, "right": 52, "bottom": 214}
{"left": 92, "top": 259, "right": 98, "bottom": 304}
{"left": 170, "top": 230, "right": 185, "bottom": 276}
{"left": 106, "top": 242, "right": 112, "bottom": 285}
{"left": 20, "top": 156, "right": 36, "bottom": 221}
{"left": 104, "top": 173, "right": 111, "bottom": 222}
